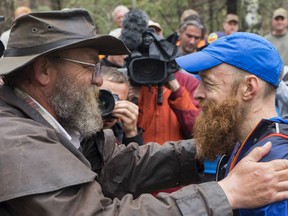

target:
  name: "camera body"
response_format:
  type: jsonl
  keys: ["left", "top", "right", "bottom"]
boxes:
{"left": 98, "top": 89, "right": 119, "bottom": 119}
{"left": 125, "top": 29, "right": 180, "bottom": 86}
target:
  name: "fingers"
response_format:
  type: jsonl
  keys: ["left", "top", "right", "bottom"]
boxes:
{"left": 219, "top": 147, "right": 288, "bottom": 209}
{"left": 113, "top": 101, "right": 138, "bottom": 120}
{"left": 269, "top": 159, "right": 288, "bottom": 173}
{"left": 112, "top": 100, "right": 139, "bottom": 135}
{"left": 241, "top": 141, "right": 272, "bottom": 163}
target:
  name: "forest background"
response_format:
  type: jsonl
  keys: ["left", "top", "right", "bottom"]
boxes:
{"left": 1, "top": 0, "right": 288, "bottom": 38}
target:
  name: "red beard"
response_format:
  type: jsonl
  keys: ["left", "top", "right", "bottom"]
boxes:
{"left": 193, "top": 97, "right": 245, "bottom": 160}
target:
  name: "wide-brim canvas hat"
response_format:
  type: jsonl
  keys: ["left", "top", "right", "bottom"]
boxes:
{"left": 0, "top": 8, "right": 130, "bottom": 75}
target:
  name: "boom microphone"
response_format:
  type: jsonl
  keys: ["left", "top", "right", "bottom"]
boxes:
{"left": 120, "top": 9, "right": 149, "bottom": 50}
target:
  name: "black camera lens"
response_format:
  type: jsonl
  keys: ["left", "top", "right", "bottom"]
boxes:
{"left": 129, "top": 57, "right": 167, "bottom": 85}
{"left": 98, "top": 89, "right": 119, "bottom": 119}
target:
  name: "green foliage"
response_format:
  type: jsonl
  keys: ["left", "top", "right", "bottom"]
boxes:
{"left": 2, "top": 0, "right": 288, "bottom": 36}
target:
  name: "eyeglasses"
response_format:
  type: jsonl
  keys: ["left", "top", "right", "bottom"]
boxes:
{"left": 53, "top": 57, "right": 102, "bottom": 83}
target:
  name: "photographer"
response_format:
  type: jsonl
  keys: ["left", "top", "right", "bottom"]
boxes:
{"left": 100, "top": 66, "right": 143, "bottom": 145}
{"left": 130, "top": 70, "right": 200, "bottom": 144}
{"left": 121, "top": 10, "right": 200, "bottom": 144}
{"left": 121, "top": 10, "right": 201, "bottom": 195}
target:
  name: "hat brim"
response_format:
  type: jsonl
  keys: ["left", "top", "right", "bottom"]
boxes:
{"left": 0, "top": 35, "right": 130, "bottom": 75}
{"left": 176, "top": 51, "right": 222, "bottom": 74}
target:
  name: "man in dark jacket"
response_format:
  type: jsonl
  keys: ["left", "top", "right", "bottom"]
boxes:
{"left": 0, "top": 9, "right": 288, "bottom": 216}
{"left": 176, "top": 32, "right": 288, "bottom": 215}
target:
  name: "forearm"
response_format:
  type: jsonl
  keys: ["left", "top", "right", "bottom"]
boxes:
{"left": 5, "top": 181, "right": 232, "bottom": 216}
{"left": 122, "top": 128, "right": 144, "bottom": 146}
{"left": 170, "top": 182, "right": 232, "bottom": 216}
{"left": 99, "top": 139, "right": 200, "bottom": 199}
{"left": 169, "top": 87, "right": 200, "bottom": 138}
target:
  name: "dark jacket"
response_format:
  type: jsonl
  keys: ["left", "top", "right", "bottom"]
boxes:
{"left": 220, "top": 118, "right": 288, "bottom": 216}
{"left": 0, "top": 86, "right": 232, "bottom": 216}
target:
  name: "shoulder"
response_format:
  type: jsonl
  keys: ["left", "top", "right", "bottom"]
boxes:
{"left": 175, "top": 70, "right": 199, "bottom": 86}
{"left": 249, "top": 135, "right": 288, "bottom": 161}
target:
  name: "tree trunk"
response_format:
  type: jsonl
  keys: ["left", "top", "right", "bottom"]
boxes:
{"left": 226, "top": 0, "right": 237, "bottom": 14}
{"left": 0, "top": 0, "right": 14, "bottom": 34}
{"left": 50, "top": 0, "right": 61, "bottom": 10}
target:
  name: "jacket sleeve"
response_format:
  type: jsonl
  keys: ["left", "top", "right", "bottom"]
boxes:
{"left": 169, "top": 86, "right": 200, "bottom": 138}
{"left": 168, "top": 71, "right": 200, "bottom": 138}
{"left": 98, "top": 134, "right": 201, "bottom": 199}
{"left": 5, "top": 181, "right": 232, "bottom": 216}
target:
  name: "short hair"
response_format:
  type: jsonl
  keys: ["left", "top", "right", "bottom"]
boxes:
{"left": 101, "top": 66, "right": 129, "bottom": 85}
{"left": 112, "top": 5, "right": 129, "bottom": 21}
{"left": 178, "top": 18, "right": 205, "bottom": 38}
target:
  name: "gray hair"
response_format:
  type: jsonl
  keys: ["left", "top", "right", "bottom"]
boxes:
{"left": 178, "top": 19, "right": 204, "bottom": 32}
{"left": 112, "top": 5, "right": 129, "bottom": 20}
{"left": 101, "top": 66, "right": 129, "bottom": 85}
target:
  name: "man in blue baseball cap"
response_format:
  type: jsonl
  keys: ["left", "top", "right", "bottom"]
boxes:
{"left": 176, "top": 32, "right": 288, "bottom": 215}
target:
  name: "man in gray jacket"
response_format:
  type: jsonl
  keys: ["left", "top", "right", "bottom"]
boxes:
{"left": 0, "top": 9, "right": 288, "bottom": 216}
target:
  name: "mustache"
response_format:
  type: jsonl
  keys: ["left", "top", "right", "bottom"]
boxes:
{"left": 197, "top": 100, "right": 216, "bottom": 110}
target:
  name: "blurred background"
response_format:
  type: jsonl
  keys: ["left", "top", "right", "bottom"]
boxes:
{"left": 1, "top": 0, "right": 288, "bottom": 38}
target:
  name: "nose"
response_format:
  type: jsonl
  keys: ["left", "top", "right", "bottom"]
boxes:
{"left": 189, "top": 37, "right": 196, "bottom": 45}
{"left": 92, "top": 75, "right": 103, "bottom": 87}
{"left": 193, "top": 82, "right": 204, "bottom": 101}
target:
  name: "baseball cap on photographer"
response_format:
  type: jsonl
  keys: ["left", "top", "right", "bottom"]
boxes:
{"left": 176, "top": 32, "right": 283, "bottom": 87}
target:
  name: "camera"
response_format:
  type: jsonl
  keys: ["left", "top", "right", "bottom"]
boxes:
{"left": 98, "top": 89, "right": 119, "bottom": 119}
{"left": 125, "top": 29, "right": 180, "bottom": 86}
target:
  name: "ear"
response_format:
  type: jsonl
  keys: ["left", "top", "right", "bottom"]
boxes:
{"left": 32, "top": 57, "right": 53, "bottom": 86}
{"left": 242, "top": 75, "right": 259, "bottom": 101}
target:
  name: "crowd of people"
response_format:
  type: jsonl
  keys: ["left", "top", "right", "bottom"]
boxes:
{"left": 0, "top": 5, "right": 288, "bottom": 216}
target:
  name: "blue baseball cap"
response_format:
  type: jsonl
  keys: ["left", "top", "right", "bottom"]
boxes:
{"left": 176, "top": 32, "right": 283, "bottom": 87}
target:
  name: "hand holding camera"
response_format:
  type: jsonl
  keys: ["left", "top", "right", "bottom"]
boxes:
{"left": 112, "top": 100, "right": 139, "bottom": 138}
{"left": 99, "top": 89, "right": 139, "bottom": 138}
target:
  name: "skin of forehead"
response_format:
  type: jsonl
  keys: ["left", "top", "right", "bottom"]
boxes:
{"left": 101, "top": 79, "right": 129, "bottom": 100}
{"left": 199, "top": 64, "right": 236, "bottom": 84}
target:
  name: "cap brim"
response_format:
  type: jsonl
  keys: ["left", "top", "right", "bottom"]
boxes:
{"left": 273, "top": 15, "right": 285, "bottom": 19}
{"left": 0, "top": 35, "right": 130, "bottom": 75}
{"left": 176, "top": 51, "right": 222, "bottom": 74}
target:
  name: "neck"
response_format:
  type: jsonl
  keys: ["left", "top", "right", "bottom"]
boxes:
{"left": 237, "top": 100, "right": 277, "bottom": 143}
{"left": 19, "top": 84, "right": 58, "bottom": 119}
{"left": 272, "top": 28, "right": 287, "bottom": 36}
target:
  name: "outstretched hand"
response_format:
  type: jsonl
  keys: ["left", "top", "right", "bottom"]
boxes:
{"left": 112, "top": 100, "right": 139, "bottom": 138}
{"left": 218, "top": 142, "right": 288, "bottom": 209}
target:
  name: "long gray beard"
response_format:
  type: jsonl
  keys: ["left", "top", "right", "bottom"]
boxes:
{"left": 48, "top": 75, "right": 103, "bottom": 138}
